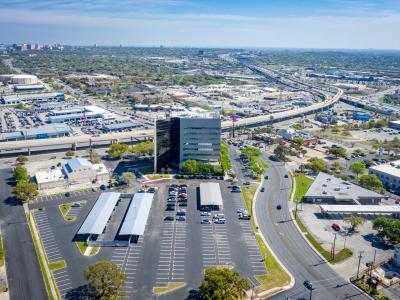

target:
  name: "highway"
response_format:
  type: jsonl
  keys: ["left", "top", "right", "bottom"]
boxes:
{"left": 229, "top": 147, "right": 369, "bottom": 299}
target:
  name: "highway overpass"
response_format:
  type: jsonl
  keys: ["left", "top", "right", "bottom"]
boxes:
{"left": 0, "top": 66, "right": 343, "bottom": 157}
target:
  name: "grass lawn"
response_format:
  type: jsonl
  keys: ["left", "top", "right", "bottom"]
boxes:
{"left": 241, "top": 186, "right": 291, "bottom": 293}
{"left": 49, "top": 260, "right": 66, "bottom": 271}
{"left": 294, "top": 212, "right": 353, "bottom": 264}
{"left": 153, "top": 282, "right": 186, "bottom": 295}
{"left": 293, "top": 173, "right": 314, "bottom": 202}
{"left": 89, "top": 246, "right": 100, "bottom": 256}
{"left": 254, "top": 234, "right": 291, "bottom": 293}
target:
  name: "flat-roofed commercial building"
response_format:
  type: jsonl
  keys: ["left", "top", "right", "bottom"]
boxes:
{"left": 303, "top": 172, "right": 386, "bottom": 204}
{"left": 1, "top": 92, "right": 64, "bottom": 105}
{"left": 369, "top": 160, "right": 400, "bottom": 195}
{"left": 77, "top": 192, "right": 120, "bottom": 238}
{"left": 119, "top": 193, "right": 154, "bottom": 238}
{"left": 48, "top": 105, "right": 115, "bottom": 123}
{"left": 103, "top": 121, "right": 140, "bottom": 132}
{"left": 0, "top": 124, "right": 72, "bottom": 142}
{"left": 200, "top": 182, "right": 223, "bottom": 210}
{"left": 155, "top": 114, "right": 221, "bottom": 170}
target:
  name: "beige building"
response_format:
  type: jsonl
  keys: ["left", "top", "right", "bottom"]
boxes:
{"left": 35, "top": 157, "right": 110, "bottom": 190}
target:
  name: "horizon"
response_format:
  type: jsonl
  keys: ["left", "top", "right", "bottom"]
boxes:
{"left": 1, "top": 0, "right": 400, "bottom": 50}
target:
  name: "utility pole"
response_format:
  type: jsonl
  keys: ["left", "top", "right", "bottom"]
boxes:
{"left": 309, "top": 288, "right": 313, "bottom": 300}
{"left": 356, "top": 251, "right": 364, "bottom": 280}
{"left": 331, "top": 233, "right": 337, "bottom": 259}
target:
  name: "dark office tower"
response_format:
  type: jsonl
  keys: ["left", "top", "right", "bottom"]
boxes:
{"left": 155, "top": 115, "right": 221, "bottom": 171}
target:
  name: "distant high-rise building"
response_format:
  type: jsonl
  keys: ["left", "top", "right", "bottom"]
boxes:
{"left": 155, "top": 115, "right": 221, "bottom": 171}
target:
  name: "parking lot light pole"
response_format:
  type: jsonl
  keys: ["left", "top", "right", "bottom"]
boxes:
{"left": 309, "top": 288, "right": 313, "bottom": 300}
{"left": 356, "top": 251, "right": 364, "bottom": 280}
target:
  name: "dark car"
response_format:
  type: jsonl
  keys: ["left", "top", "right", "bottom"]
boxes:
{"left": 331, "top": 223, "right": 341, "bottom": 231}
{"left": 164, "top": 216, "right": 174, "bottom": 221}
{"left": 303, "top": 280, "right": 314, "bottom": 290}
{"left": 100, "top": 184, "right": 107, "bottom": 191}
{"left": 264, "top": 175, "right": 269, "bottom": 179}
{"left": 65, "top": 192, "right": 71, "bottom": 197}
{"left": 284, "top": 174, "right": 289, "bottom": 178}
{"left": 147, "top": 187, "right": 155, "bottom": 193}
{"left": 260, "top": 187, "right": 265, "bottom": 192}
{"left": 276, "top": 204, "right": 282, "bottom": 210}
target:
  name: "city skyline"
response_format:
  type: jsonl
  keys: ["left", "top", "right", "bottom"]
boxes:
{"left": 1, "top": 0, "right": 400, "bottom": 49}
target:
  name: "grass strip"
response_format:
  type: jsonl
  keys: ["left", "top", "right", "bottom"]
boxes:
{"left": 153, "top": 282, "right": 186, "bottom": 295}
{"left": 49, "top": 260, "right": 66, "bottom": 271}
{"left": 293, "top": 212, "right": 353, "bottom": 264}
{"left": 220, "top": 142, "right": 232, "bottom": 172}
{"left": 0, "top": 235, "right": 5, "bottom": 267}
{"left": 241, "top": 186, "right": 291, "bottom": 293}
{"left": 147, "top": 174, "right": 171, "bottom": 180}
{"left": 76, "top": 241, "right": 88, "bottom": 255}
{"left": 294, "top": 173, "right": 314, "bottom": 202}
{"left": 27, "top": 213, "right": 58, "bottom": 300}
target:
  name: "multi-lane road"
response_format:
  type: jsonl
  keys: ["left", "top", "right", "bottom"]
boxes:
{"left": 228, "top": 146, "right": 369, "bottom": 299}
{"left": 256, "top": 155, "right": 369, "bottom": 299}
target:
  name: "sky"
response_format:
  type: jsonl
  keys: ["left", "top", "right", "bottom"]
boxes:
{"left": 1, "top": 0, "right": 400, "bottom": 49}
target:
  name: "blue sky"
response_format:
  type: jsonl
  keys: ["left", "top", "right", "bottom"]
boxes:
{"left": 1, "top": 0, "right": 400, "bottom": 49}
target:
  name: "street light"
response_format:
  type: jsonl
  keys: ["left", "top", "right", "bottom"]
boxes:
{"left": 303, "top": 280, "right": 315, "bottom": 300}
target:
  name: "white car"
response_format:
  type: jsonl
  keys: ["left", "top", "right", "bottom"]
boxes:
{"left": 201, "top": 211, "right": 211, "bottom": 216}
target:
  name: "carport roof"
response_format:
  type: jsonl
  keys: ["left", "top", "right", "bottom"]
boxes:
{"left": 119, "top": 192, "right": 154, "bottom": 236}
{"left": 77, "top": 192, "right": 120, "bottom": 235}
{"left": 200, "top": 182, "right": 223, "bottom": 207}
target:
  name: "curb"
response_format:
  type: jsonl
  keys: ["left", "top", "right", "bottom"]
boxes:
{"left": 251, "top": 178, "right": 295, "bottom": 297}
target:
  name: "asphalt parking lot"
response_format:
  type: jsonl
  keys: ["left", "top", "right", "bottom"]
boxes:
{"left": 28, "top": 179, "right": 267, "bottom": 299}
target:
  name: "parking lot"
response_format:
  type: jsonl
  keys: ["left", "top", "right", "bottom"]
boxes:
{"left": 298, "top": 204, "right": 394, "bottom": 279}
{"left": 28, "top": 178, "right": 267, "bottom": 299}
{"left": 34, "top": 209, "right": 74, "bottom": 299}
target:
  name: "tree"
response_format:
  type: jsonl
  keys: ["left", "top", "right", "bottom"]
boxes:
{"left": 13, "top": 166, "right": 30, "bottom": 182}
{"left": 331, "top": 161, "right": 343, "bottom": 174}
{"left": 306, "top": 158, "right": 328, "bottom": 173}
{"left": 373, "top": 217, "right": 400, "bottom": 244}
{"left": 349, "top": 161, "right": 366, "bottom": 177}
{"left": 344, "top": 216, "right": 365, "bottom": 232}
{"left": 130, "top": 141, "right": 154, "bottom": 157}
{"left": 292, "top": 138, "right": 304, "bottom": 145}
{"left": 84, "top": 261, "right": 127, "bottom": 300}
{"left": 108, "top": 143, "right": 129, "bottom": 159}
{"left": 120, "top": 172, "right": 135, "bottom": 186}
{"left": 199, "top": 267, "right": 250, "bottom": 300}
{"left": 89, "top": 149, "right": 100, "bottom": 163}
{"left": 358, "top": 174, "right": 384, "bottom": 192}
{"left": 274, "top": 145, "right": 291, "bottom": 161}
{"left": 363, "top": 159, "right": 373, "bottom": 168}
{"left": 327, "top": 146, "right": 347, "bottom": 158}
{"left": 13, "top": 182, "right": 38, "bottom": 203}
{"left": 181, "top": 159, "right": 198, "bottom": 174}
{"left": 16, "top": 155, "right": 28, "bottom": 165}
{"left": 65, "top": 150, "right": 75, "bottom": 157}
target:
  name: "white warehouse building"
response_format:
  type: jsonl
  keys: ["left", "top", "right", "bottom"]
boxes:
{"left": 11, "top": 74, "right": 38, "bottom": 85}
{"left": 369, "top": 160, "right": 400, "bottom": 195}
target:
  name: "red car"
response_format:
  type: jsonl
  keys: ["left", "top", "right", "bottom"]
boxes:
{"left": 331, "top": 223, "right": 340, "bottom": 231}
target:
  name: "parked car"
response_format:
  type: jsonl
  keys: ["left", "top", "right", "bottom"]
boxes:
{"left": 243, "top": 181, "right": 251, "bottom": 186}
{"left": 100, "top": 184, "right": 107, "bottom": 191}
{"left": 71, "top": 202, "right": 81, "bottom": 208}
{"left": 331, "top": 223, "right": 341, "bottom": 231}
{"left": 201, "top": 211, "right": 211, "bottom": 216}
{"left": 147, "top": 187, "right": 155, "bottom": 193}
{"left": 65, "top": 192, "right": 71, "bottom": 197}
{"left": 201, "top": 219, "right": 212, "bottom": 224}
{"left": 176, "top": 216, "right": 186, "bottom": 221}
{"left": 164, "top": 216, "right": 174, "bottom": 221}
